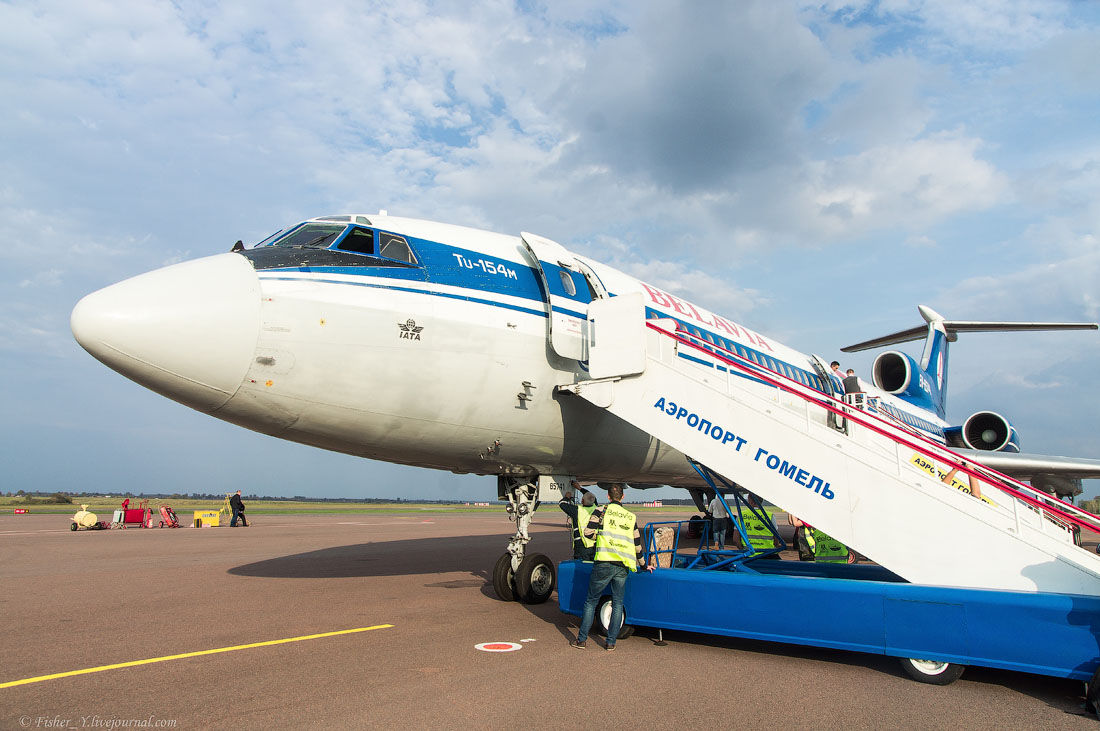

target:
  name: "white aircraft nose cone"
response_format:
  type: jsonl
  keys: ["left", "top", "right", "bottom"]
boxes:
{"left": 72, "top": 253, "right": 260, "bottom": 412}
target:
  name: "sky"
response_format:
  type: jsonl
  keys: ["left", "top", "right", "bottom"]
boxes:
{"left": 2, "top": 0, "right": 1099, "bottom": 502}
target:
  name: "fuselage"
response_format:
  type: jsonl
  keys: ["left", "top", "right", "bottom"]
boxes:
{"left": 71, "top": 213, "right": 948, "bottom": 488}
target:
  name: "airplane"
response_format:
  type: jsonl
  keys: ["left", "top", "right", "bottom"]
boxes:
{"left": 70, "top": 212, "right": 1100, "bottom": 603}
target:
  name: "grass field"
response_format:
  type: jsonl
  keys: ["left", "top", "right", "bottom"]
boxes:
{"left": 0, "top": 496, "right": 701, "bottom": 517}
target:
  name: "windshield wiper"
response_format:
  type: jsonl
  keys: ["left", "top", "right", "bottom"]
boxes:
{"left": 301, "top": 232, "right": 337, "bottom": 247}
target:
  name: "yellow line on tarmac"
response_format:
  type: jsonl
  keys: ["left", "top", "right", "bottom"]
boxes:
{"left": 1, "top": 624, "right": 394, "bottom": 689}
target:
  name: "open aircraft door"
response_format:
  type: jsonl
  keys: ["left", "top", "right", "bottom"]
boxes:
{"left": 520, "top": 232, "right": 601, "bottom": 361}
{"left": 810, "top": 354, "right": 842, "bottom": 397}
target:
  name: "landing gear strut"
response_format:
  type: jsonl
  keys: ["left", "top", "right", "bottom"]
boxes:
{"left": 493, "top": 476, "right": 556, "bottom": 604}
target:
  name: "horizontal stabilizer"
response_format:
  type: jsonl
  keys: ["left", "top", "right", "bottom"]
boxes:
{"left": 842, "top": 305, "right": 1097, "bottom": 353}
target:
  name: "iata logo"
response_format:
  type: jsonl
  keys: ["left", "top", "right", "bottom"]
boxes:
{"left": 398, "top": 318, "right": 424, "bottom": 341}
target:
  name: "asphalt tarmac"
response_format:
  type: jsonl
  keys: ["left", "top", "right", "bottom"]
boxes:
{"left": 1, "top": 510, "right": 1095, "bottom": 730}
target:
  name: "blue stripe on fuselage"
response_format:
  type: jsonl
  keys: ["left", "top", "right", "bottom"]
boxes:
{"left": 256, "top": 235, "right": 590, "bottom": 319}
{"left": 255, "top": 275, "right": 551, "bottom": 319}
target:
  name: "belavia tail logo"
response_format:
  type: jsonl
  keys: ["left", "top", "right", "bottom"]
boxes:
{"left": 398, "top": 318, "right": 424, "bottom": 341}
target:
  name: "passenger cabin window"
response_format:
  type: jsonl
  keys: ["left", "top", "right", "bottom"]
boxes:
{"left": 337, "top": 227, "right": 375, "bottom": 254}
{"left": 379, "top": 232, "right": 417, "bottom": 264}
{"left": 271, "top": 223, "right": 344, "bottom": 248}
{"left": 559, "top": 270, "right": 577, "bottom": 297}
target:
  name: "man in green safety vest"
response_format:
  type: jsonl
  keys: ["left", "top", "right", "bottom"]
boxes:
{"left": 742, "top": 510, "right": 776, "bottom": 554}
{"left": 559, "top": 480, "right": 598, "bottom": 561}
{"left": 803, "top": 526, "right": 849, "bottom": 563}
{"left": 735, "top": 493, "right": 775, "bottom": 555}
{"left": 570, "top": 484, "right": 654, "bottom": 651}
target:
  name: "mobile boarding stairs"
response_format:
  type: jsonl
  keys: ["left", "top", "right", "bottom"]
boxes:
{"left": 557, "top": 293, "right": 1100, "bottom": 597}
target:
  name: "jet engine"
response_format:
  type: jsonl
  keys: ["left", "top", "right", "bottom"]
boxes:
{"left": 871, "top": 351, "right": 936, "bottom": 406}
{"left": 944, "top": 411, "right": 1021, "bottom": 453}
{"left": 1030, "top": 475, "right": 1083, "bottom": 499}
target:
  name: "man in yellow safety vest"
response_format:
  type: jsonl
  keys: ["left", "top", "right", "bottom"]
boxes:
{"left": 804, "top": 527, "right": 849, "bottom": 563}
{"left": 570, "top": 484, "right": 654, "bottom": 651}
{"left": 559, "top": 480, "right": 598, "bottom": 561}
{"left": 742, "top": 510, "right": 776, "bottom": 553}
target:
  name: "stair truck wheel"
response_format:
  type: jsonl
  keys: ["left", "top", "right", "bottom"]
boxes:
{"left": 492, "top": 553, "right": 517, "bottom": 602}
{"left": 899, "top": 657, "right": 965, "bottom": 685}
{"left": 515, "top": 553, "right": 556, "bottom": 604}
{"left": 1086, "top": 665, "right": 1100, "bottom": 716}
{"left": 595, "top": 596, "right": 635, "bottom": 639}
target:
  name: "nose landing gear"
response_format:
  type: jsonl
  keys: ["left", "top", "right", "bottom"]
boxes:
{"left": 493, "top": 476, "right": 557, "bottom": 604}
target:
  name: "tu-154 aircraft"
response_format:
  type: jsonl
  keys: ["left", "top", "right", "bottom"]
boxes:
{"left": 71, "top": 213, "right": 1100, "bottom": 603}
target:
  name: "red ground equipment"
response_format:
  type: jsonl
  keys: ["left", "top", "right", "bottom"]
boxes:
{"left": 159, "top": 506, "right": 181, "bottom": 528}
{"left": 114, "top": 499, "right": 153, "bottom": 528}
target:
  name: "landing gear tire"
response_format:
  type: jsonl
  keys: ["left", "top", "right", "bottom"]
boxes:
{"left": 899, "top": 657, "right": 965, "bottom": 685}
{"left": 514, "top": 553, "right": 556, "bottom": 604}
{"left": 1086, "top": 665, "right": 1100, "bottom": 716}
{"left": 595, "top": 596, "right": 635, "bottom": 640}
{"left": 70, "top": 522, "right": 78, "bottom": 531}
{"left": 492, "top": 553, "right": 517, "bottom": 602}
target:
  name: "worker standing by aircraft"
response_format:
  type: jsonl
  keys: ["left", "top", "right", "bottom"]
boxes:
{"left": 571, "top": 484, "right": 653, "bottom": 650}
{"left": 560, "top": 480, "right": 598, "bottom": 560}
{"left": 230, "top": 490, "right": 248, "bottom": 527}
{"left": 707, "top": 493, "right": 729, "bottom": 550}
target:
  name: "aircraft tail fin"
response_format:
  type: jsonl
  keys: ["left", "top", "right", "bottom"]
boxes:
{"left": 841, "top": 306, "right": 1097, "bottom": 413}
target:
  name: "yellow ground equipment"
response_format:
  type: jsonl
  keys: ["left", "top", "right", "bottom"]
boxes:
{"left": 193, "top": 510, "right": 220, "bottom": 527}
{"left": 70, "top": 505, "right": 106, "bottom": 531}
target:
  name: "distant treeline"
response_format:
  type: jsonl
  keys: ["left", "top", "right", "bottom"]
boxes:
{"left": 4, "top": 491, "right": 470, "bottom": 503}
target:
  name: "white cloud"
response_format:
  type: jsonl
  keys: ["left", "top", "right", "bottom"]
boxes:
{"left": 609, "top": 255, "right": 767, "bottom": 319}
{"left": 18, "top": 269, "right": 63, "bottom": 289}
{"left": 866, "top": 0, "right": 1073, "bottom": 51}
{"left": 2, "top": 0, "right": 1099, "bottom": 497}
{"left": 808, "top": 132, "right": 1008, "bottom": 234}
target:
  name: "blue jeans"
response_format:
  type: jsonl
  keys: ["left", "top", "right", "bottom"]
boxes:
{"left": 577, "top": 561, "right": 629, "bottom": 645}
{"left": 713, "top": 521, "right": 726, "bottom": 549}
{"left": 231, "top": 509, "right": 246, "bottom": 527}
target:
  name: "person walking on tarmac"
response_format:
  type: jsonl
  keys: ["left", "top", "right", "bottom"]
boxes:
{"left": 230, "top": 490, "right": 248, "bottom": 527}
{"left": 559, "top": 480, "right": 598, "bottom": 561}
{"left": 570, "top": 484, "right": 654, "bottom": 651}
{"left": 707, "top": 493, "right": 729, "bottom": 550}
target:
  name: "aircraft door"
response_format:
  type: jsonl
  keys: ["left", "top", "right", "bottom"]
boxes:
{"left": 811, "top": 354, "right": 843, "bottom": 397}
{"left": 520, "top": 232, "right": 593, "bottom": 361}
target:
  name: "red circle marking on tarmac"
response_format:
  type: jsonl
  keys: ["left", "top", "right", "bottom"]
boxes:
{"left": 475, "top": 642, "right": 522, "bottom": 652}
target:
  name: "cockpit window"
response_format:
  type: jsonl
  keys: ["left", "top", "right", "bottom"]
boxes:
{"left": 336, "top": 227, "right": 375, "bottom": 254}
{"left": 379, "top": 232, "right": 417, "bottom": 264}
{"left": 270, "top": 223, "right": 345, "bottom": 248}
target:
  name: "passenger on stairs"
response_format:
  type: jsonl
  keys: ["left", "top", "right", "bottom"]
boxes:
{"left": 843, "top": 369, "right": 862, "bottom": 395}
{"left": 941, "top": 461, "right": 983, "bottom": 500}
{"left": 829, "top": 361, "right": 844, "bottom": 393}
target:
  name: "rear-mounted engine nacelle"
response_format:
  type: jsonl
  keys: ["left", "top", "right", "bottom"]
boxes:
{"left": 944, "top": 411, "right": 1020, "bottom": 453}
{"left": 872, "top": 351, "right": 936, "bottom": 406}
